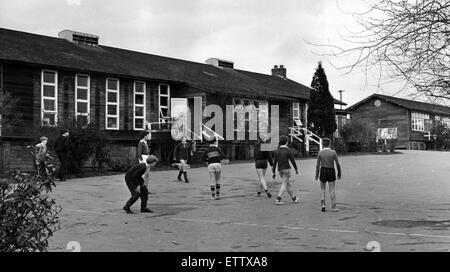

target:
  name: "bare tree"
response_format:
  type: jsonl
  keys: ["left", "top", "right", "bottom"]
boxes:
{"left": 319, "top": 0, "right": 450, "bottom": 100}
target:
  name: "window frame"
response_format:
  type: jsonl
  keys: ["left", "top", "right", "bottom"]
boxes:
{"left": 133, "top": 81, "right": 146, "bottom": 130}
{"left": 105, "top": 78, "right": 120, "bottom": 130}
{"left": 292, "top": 102, "right": 300, "bottom": 121}
{"left": 158, "top": 83, "right": 170, "bottom": 123}
{"left": 41, "top": 69, "right": 58, "bottom": 127}
{"left": 75, "top": 74, "right": 90, "bottom": 125}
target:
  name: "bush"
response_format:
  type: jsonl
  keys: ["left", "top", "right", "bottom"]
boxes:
{"left": 108, "top": 157, "right": 135, "bottom": 172}
{"left": 0, "top": 171, "right": 61, "bottom": 252}
{"left": 342, "top": 120, "right": 376, "bottom": 152}
{"left": 35, "top": 118, "right": 109, "bottom": 174}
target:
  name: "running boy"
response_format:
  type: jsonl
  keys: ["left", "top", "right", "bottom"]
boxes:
{"left": 272, "top": 136, "right": 299, "bottom": 205}
{"left": 202, "top": 139, "right": 226, "bottom": 200}
{"left": 315, "top": 138, "right": 341, "bottom": 212}
{"left": 123, "top": 155, "right": 158, "bottom": 214}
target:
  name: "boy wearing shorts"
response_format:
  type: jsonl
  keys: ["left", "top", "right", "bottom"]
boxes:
{"left": 202, "top": 140, "right": 226, "bottom": 200}
{"left": 272, "top": 136, "right": 299, "bottom": 205}
{"left": 315, "top": 138, "right": 341, "bottom": 212}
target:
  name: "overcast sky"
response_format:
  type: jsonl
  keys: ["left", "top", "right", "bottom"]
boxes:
{"left": 0, "top": 0, "right": 413, "bottom": 106}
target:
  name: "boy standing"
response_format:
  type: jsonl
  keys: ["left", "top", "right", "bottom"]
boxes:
{"left": 202, "top": 139, "right": 226, "bottom": 200}
{"left": 315, "top": 138, "right": 342, "bottom": 212}
{"left": 123, "top": 155, "right": 158, "bottom": 214}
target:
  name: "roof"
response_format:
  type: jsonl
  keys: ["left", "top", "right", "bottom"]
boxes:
{"left": 347, "top": 93, "right": 450, "bottom": 116}
{"left": 0, "top": 27, "right": 311, "bottom": 101}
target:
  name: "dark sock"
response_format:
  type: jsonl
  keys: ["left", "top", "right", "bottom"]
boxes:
{"left": 216, "top": 184, "right": 221, "bottom": 196}
{"left": 276, "top": 196, "right": 282, "bottom": 201}
{"left": 177, "top": 171, "right": 183, "bottom": 180}
{"left": 210, "top": 186, "right": 215, "bottom": 197}
{"left": 183, "top": 172, "right": 189, "bottom": 182}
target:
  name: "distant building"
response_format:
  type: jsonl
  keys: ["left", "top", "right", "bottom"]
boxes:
{"left": 347, "top": 94, "right": 450, "bottom": 150}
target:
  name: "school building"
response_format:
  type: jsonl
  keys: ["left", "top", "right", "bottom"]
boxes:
{"left": 0, "top": 27, "right": 345, "bottom": 172}
{"left": 347, "top": 94, "right": 450, "bottom": 150}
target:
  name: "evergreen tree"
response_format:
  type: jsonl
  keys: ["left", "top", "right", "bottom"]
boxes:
{"left": 307, "top": 62, "right": 337, "bottom": 138}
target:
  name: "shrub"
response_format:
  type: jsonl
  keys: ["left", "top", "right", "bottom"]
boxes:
{"left": 35, "top": 118, "right": 109, "bottom": 174}
{"left": 0, "top": 170, "right": 61, "bottom": 252}
{"left": 108, "top": 157, "right": 135, "bottom": 172}
{"left": 342, "top": 120, "right": 376, "bottom": 152}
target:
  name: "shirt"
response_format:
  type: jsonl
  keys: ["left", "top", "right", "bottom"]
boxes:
{"left": 137, "top": 140, "right": 150, "bottom": 160}
{"left": 174, "top": 142, "right": 193, "bottom": 161}
{"left": 125, "top": 163, "right": 147, "bottom": 185}
{"left": 54, "top": 136, "right": 69, "bottom": 153}
{"left": 316, "top": 148, "right": 342, "bottom": 178}
{"left": 202, "top": 145, "right": 225, "bottom": 165}
{"left": 272, "top": 146, "right": 298, "bottom": 172}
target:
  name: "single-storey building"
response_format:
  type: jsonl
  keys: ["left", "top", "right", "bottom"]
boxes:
{"left": 347, "top": 93, "right": 450, "bottom": 150}
{"left": 2, "top": 27, "right": 346, "bottom": 171}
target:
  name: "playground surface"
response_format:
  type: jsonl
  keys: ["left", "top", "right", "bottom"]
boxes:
{"left": 48, "top": 150, "right": 450, "bottom": 252}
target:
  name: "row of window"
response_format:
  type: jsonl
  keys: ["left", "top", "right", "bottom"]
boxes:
{"left": 41, "top": 70, "right": 170, "bottom": 130}
{"left": 411, "top": 111, "right": 450, "bottom": 132}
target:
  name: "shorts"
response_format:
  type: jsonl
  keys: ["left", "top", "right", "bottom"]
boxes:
{"left": 255, "top": 159, "right": 268, "bottom": 169}
{"left": 208, "top": 163, "right": 222, "bottom": 173}
{"left": 319, "top": 167, "right": 336, "bottom": 183}
{"left": 278, "top": 169, "right": 291, "bottom": 179}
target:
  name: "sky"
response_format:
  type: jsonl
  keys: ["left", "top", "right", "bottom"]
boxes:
{"left": 0, "top": 0, "right": 415, "bottom": 106}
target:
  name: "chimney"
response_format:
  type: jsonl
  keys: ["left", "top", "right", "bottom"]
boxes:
{"left": 58, "top": 30, "right": 99, "bottom": 46}
{"left": 206, "top": 58, "right": 234, "bottom": 69}
{"left": 271, "top": 65, "right": 286, "bottom": 78}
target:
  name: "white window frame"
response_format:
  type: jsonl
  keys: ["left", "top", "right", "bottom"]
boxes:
{"left": 411, "top": 118, "right": 425, "bottom": 132}
{"left": 293, "top": 102, "right": 300, "bottom": 121}
{"left": 41, "top": 69, "right": 58, "bottom": 127}
{"left": 133, "top": 81, "right": 146, "bottom": 130}
{"left": 75, "top": 74, "right": 90, "bottom": 124}
{"left": 158, "top": 84, "right": 170, "bottom": 123}
{"left": 105, "top": 78, "right": 120, "bottom": 130}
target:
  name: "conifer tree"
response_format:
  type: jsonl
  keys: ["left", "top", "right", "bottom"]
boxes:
{"left": 307, "top": 62, "right": 336, "bottom": 138}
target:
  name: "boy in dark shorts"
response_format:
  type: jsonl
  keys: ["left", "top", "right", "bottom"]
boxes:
{"left": 315, "top": 138, "right": 341, "bottom": 212}
{"left": 254, "top": 140, "right": 273, "bottom": 198}
{"left": 123, "top": 155, "right": 158, "bottom": 214}
{"left": 202, "top": 139, "right": 226, "bottom": 200}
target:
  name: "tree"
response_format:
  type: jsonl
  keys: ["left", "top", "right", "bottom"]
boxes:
{"left": 430, "top": 123, "right": 450, "bottom": 150}
{"left": 307, "top": 62, "right": 337, "bottom": 138}
{"left": 329, "top": 0, "right": 450, "bottom": 99}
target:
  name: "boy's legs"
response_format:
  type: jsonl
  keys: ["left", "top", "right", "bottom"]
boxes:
{"left": 209, "top": 170, "right": 216, "bottom": 199}
{"left": 276, "top": 172, "right": 289, "bottom": 204}
{"left": 214, "top": 169, "right": 221, "bottom": 199}
{"left": 328, "top": 182, "right": 338, "bottom": 211}
{"left": 180, "top": 160, "right": 189, "bottom": 183}
{"left": 124, "top": 178, "right": 140, "bottom": 211}
{"left": 320, "top": 181, "right": 327, "bottom": 211}
{"left": 286, "top": 182, "right": 298, "bottom": 202}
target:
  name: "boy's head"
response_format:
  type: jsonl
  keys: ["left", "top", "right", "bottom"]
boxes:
{"left": 322, "top": 138, "right": 331, "bottom": 148}
{"left": 146, "top": 155, "right": 158, "bottom": 166}
{"left": 60, "top": 129, "right": 69, "bottom": 137}
{"left": 279, "top": 135, "right": 289, "bottom": 146}
{"left": 141, "top": 130, "right": 151, "bottom": 140}
{"left": 40, "top": 136, "right": 48, "bottom": 143}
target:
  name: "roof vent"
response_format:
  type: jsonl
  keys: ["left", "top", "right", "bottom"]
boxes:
{"left": 206, "top": 58, "right": 234, "bottom": 69}
{"left": 58, "top": 30, "right": 99, "bottom": 46}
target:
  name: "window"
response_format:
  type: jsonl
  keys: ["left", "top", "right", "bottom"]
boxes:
{"left": 411, "top": 112, "right": 429, "bottom": 132}
{"left": 41, "top": 70, "right": 58, "bottom": 126}
{"left": 159, "top": 84, "right": 170, "bottom": 123}
{"left": 134, "top": 81, "right": 146, "bottom": 130}
{"left": 75, "top": 74, "right": 90, "bottom": 126}
{"left": 293, "top": 102, "right": 300, "bottom": 120}
{"left": 106, "top": 78, "right": 119, "bottom": 130}
{"left": 232, "top": 98, "right": 267, "bottom": 132}
{"left": 441, "top": 117, "right": 450, "bottom": 128}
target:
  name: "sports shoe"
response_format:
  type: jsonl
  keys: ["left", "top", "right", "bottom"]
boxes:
{"left": 215, "top": 195, "right": 221, "bottom": 200}
{"left": 292, "top": 196, "right": 299, "bottom": 203}
{"left": 266, "top": 192, "right": 272, "bottom": 198}
{"left": 211, "top": 196, "right": 216, "bottom": 200}
{"left": 257, "top": 191, "right": 262, "bottom": 197}
{"left": 140, "top": 207, "right": 153, "bottom": 213}
{"left": 331, "top": 205, "right": 339, "bottom": 212}
{"left": 321, "top": 206, "right": 326, "bottom": 212}
{"left": 275, "top": 199, "right": 284, "bottom": 205}
{"left": 123, "top": 206, "right": 133, "bottom": 214}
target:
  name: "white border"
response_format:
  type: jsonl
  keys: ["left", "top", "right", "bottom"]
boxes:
{"left": 41, "top": 69, "right": 58, "bottom": 127}
{"left": 75, "top": 74, "right": 90, "bottom": 124}
{"left": 133, "top": 81, "right": 146, "bottom": 130}
{"left": 105, "top": 78, "right": 120, "bottom": 130}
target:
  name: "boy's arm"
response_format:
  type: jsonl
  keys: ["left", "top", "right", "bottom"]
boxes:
{"left": 289, "top": 151, "right": 298, "bottom": 173}
{"left": 272, "top": 151, "right": 278, "bottom": 174}
{"left": 315, "top": 155, "right": 321, "bottom": 180}
{"left": 334, "top": 152, "right": 342, "bottom": 179}
{"left": 267, "top": 151, "right": 274, "bottom": 166}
